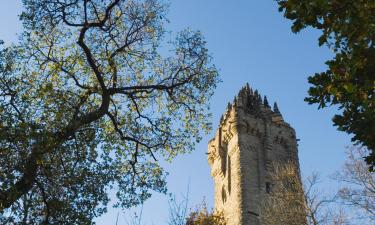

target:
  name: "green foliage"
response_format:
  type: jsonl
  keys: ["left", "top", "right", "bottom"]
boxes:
{"left": 0, "top": 0, "right": 219, "bottom": 223}
{"left": 185, "top": 203, "right": 226, "bottom": 225}
{"left": 276, "top": 0, "right": 375, "bottom": 169}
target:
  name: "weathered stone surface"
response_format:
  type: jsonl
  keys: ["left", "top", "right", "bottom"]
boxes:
{"left": 208, "top": 84, "right": 302, "bottom": 225}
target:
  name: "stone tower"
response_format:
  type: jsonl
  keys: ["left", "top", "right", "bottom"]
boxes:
{"left": 207, "top": 84, "right": 301, "bottom": 225}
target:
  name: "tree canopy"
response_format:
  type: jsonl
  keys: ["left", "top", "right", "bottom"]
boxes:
{"left": 276, "top": 0, "right": 375, "bottom": 169}
{"left": 0, "top": 0, "right": 219, "bottom": 223}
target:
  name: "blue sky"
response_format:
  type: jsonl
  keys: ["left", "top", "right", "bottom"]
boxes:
{"left": 0, "top": 0, "right": 352, "bottom": 224}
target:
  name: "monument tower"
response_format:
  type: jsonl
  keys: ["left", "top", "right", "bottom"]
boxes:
{"left": 207, "top": 84, "right": 301, "bottom": 225}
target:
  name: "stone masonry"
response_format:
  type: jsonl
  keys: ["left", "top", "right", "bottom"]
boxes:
{"left": 207, "top": 84, "right": 301, "bottom": 225}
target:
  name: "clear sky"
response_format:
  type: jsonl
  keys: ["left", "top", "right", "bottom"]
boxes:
{"left": 0, "top": 0, "right": 352, "bottom": 224}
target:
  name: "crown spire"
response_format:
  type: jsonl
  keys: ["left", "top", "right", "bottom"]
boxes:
{"left": 223, "top": 84, "right": 284, "bottom": 123}
{"left": 263, "top": 96, "right": 270, "bottom": 107}
{"left": 273, "top": 102, "right": 280, "bottom": 114}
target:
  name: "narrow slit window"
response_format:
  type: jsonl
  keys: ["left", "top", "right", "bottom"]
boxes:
{"left": 266, "top": 182, "right": 271, "bottom": 193}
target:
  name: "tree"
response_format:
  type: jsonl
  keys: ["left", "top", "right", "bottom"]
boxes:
{"left": 0, "top": 0, "right": 219, "bottom": 223}
{"left": 259, "top": 163, "right": 347, "bottom": 225}
{"left": 168, "top": 190, "right": 190, "bottom": 225}
{"left": 166, "top": 185, "right": 225, "bottom": 225}
{"left": 275, "top": 0, "right": 375, "bottom": 169}
{"left": 259, "top": 163, "right": 307, "bottom": 225}
{"left": 334, "top": 147, "right": 375, "bottom": 223}
{"left": 184, "top": 202, "right": 225, "bottom": 225}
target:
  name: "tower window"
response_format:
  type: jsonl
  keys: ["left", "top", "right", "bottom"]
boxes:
{"left": 222, "top": 186, "right": 227, "bottom": 203}
{"left": 266, "top": 182, "right": 271, "bottom": 193}
{"left": 221, "top": 143, "right": 228, "bottom": 175}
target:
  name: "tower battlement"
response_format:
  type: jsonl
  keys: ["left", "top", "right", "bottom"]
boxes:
{"left": 208, "top": 84, "right": 301, "bottom": 225}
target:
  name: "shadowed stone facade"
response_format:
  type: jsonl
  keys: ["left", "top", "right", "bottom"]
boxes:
{"left": 208, "top": 84, "right": 301, "bottom": 225}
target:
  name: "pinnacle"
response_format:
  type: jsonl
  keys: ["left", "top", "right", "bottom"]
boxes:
{"left": 264, "top": 96, "right": 270, "bottom": 107}
{"left": 273, "top": 102, "right": 280, "bottom": 114}
{"left": 227, "top": 102, "right": 232, "bottom": 111}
